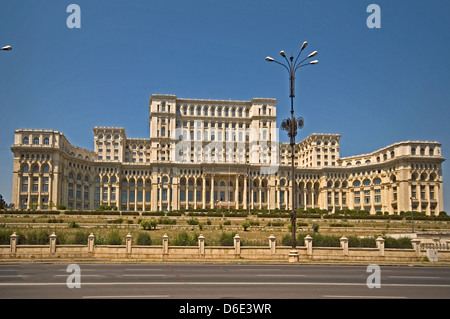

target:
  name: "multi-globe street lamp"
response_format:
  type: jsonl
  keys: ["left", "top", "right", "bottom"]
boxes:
{"left": 266, "top": 41, "right": 318, "bottom": 249}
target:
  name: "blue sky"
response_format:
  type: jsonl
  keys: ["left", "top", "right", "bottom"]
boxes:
{"left": 1, "top": 0, "right": 449, "bottom": 211}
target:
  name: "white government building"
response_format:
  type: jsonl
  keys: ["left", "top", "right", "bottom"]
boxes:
{"left": 11, "top": 94, "right": 445, "bottom": 215}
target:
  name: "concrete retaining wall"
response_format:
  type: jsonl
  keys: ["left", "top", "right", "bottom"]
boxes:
{"left": 2, "top": 232, "right": 450, "bottom": 263}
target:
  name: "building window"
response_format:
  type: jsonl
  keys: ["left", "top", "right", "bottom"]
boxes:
{"left": 43, "top": 137, "right": 50, "bottom": 145}
{"left": 33, "top": 137, "right": 40, "bottom": 145}
{"left": 23, "top": 136, "right": 29, "bottom": 144}
{"left": 375, "top": 195, "right": 381, "bottom": 203}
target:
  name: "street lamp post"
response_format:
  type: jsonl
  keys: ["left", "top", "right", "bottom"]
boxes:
{"left": 266, "top": 41, "right": 318, "bottom": 249}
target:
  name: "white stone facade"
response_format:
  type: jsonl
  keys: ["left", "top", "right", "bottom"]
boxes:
{"left": 10, "top": 94, "right": 445, "bottom": 215}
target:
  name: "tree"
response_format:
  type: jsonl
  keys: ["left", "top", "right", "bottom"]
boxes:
{"left": 0, "top": 194, "right": 7, "bottom": 210}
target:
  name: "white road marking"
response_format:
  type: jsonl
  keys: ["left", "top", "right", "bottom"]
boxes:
{"left": 122, "top": 274, "right": 166, "bottom": 277}
{"left": 388, "top": 276, "right": 440, "bottom": 279}
{"left": 124, "top": 269, "right": 163, "bottom": 271}
{"left": 257, "top": 274, "right": 306, "bottom": 277}
{"left": 82, "top": 295, "right": 169, "bottom": 299}
{"left": 0, "top": 282, "right": 449, "bottom": 287}
{"left": 323, "top": 295, "right": 407, "bottom": 299}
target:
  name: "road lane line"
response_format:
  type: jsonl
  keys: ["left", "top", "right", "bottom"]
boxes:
{"left": 54, "top": 274, "right": 100, "bottom": 277}
{"left": 1, "top": 282, "right": 449, "bottom": 287}
{"left": 257, "top": 274, "right": 306, "bottom": 277}
{"left": 122, "top": 274, "right": 166, "bottom": 277}
{"left": 323, "top": 295, "right": 407, "bottom": 299}
{"left": 124, "top": 269, "right": 163, "bottom": 271}
{"left": 82, "top": 295, "right": 169, "bottom": 299}
{"left": 388, "top": 276, "right": 440, "bottom": 279}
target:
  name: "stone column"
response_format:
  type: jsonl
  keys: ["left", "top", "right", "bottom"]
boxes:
{"left": 126, "top": 233, "right": 132, "bottom": 254}
{"left": 340, "top": 236, "right": 349, "bottom": 256}
{"left": 50, "top": 232, "right": 57, "bottom": 254}
{"left": 234, "top": 234, "right": 241, "bottom": 255}
{"left": 202, "top": 177, "right": 206, "bottom": 209}
{"left": 235, "top": 175, "right": 239, "bottom": 209}
{"left": 269, "top": 234, "right": 276, "bottom": 255}
{"left": 162, "top": 234, "right": 169, "bottom": 255}
{"left": 376, "top": 236, "right": 385, "bottom": 256}
{"left": 10, "top": 232, "right": 18, "bottom": 254}
{"left": 198, "top": 234, "right": 205, "bottom": 256}
{"left": 411, "top": 238, "right": 421, "bottom": 256}
{"left": 305, "top": 235, "right": 313, "bottom": 256}
{"left": 243, "top": 175, "right": 247, "bottom": 210}
{"left": 88, "top": 233, "right": 95, "bottom": 253}
{"left": 210, "top": 174, "right": 215, "bottom": 209}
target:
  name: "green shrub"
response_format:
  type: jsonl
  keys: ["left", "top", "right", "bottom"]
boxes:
{"left": 73, "top": 230, "right": 89, "bottom": 245}
{"left": 187, "top": 217, "right": 200, "bottom": 225}
{"left": 0, "top": 229, "right": 13, "bottom": 245}
{"left": 219, "top": 232, "right": 236, "bottom": 246}
{"left": 24, "top": 229, "right": 51, "bottom": 245}
{"left": 172, "top": 231, "right": 198, "bottom": 246}
{"left": 140, "top": 219, "right": 157, "bottom": 230}
{"left": 282, "top": 234, "right": 293, "bottom": 246}
{"left": 242, "top": 221, "right": 250, "bottom": 231}
{"left": 136, "top": 232, "right": 152, "bottom": 245}
{"left": 384, "top": 237, "right": 412, "bottom": 249}
{"left": 68, "top": 221, "right": 79, "bottom": 228}
{"left": 106, "top": 231, "right": 123, "bottom": 245}
{"left": 348, "top": 236, "right": 376, "bottom": 248}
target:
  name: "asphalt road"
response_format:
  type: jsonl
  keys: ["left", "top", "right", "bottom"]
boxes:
{"left": 0, "top": 263, "right": 449, "bottom": 299}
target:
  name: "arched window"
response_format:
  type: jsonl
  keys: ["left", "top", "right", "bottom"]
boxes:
{"left": 33, "top": 137, "right": 40, "bottom": 145}
{"left": 43, "top": 137, "right": 50, "bottom": 145}
{"left": 353, "top": 180, "right": 361, "bottom": 187}
{"left": 373, "top": 178, "right": 381, "bottom": 185}
{"left": 411, "top": 148, "right": 416, "bottom": 155}
{"left": 162, "top": 177, "right": 168, "bottom": 184}
{"left": 220, "top": 181, "right": 226, "bottom": 187}
{"left": 280, "top": 180, "right": 285, "bottom": 187}
{"left": 363, "top": 179, "right": 370, "bottom": 186}
{"left": 103, "top": 176, "right": 109, "bottom": 183}
{"left": 22, "top": 164, "right": 29, "bottom": 172}
{"left": 111, "top": 176, "right": 116, "bottom": 183}
{"left": 23, "top": 136, "right": 29, "bottom": 145}
{"left": 69, "top": 172, "right": 74, "bottom": 179}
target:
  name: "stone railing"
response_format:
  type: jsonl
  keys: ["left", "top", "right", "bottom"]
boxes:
{"left": 1, "top": 232, "right": 450, "bottom": 263}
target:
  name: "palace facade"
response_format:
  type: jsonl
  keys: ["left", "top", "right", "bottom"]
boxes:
{"left": 11, "top": 94, "right": 445, "bottom": 215}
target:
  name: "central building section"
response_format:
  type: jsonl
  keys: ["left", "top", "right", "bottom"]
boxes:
{"left": 146, "top": 94, "right": 279, "bottom": 211}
